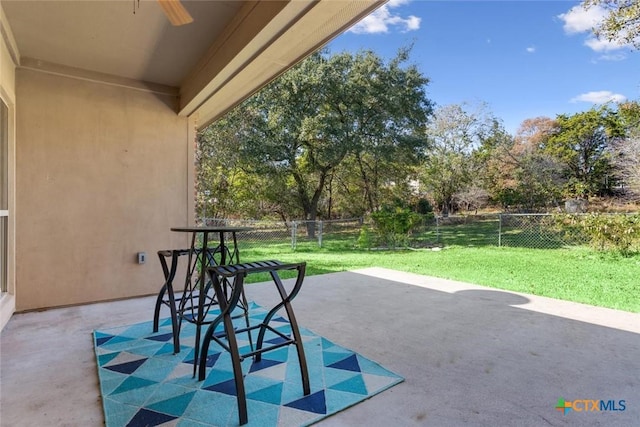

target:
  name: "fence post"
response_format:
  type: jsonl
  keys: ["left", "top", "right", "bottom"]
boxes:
{"left": 291, "top": 221, "right": 297, "bottom": 250}
{"left": 318, "top": 220, "right": 323, "bottom": 248}
{"left": 498, "top": 213, "right": 502, "bottom": 247}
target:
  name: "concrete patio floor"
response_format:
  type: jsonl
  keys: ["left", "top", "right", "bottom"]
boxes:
{"left": 1, "top": 267, "right": 638, "bottom": 426}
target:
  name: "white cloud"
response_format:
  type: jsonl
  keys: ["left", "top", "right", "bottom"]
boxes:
{"left": 405, "top": 15, "right": 421, "bottom": 31}
{"left": 584, "top": 36, "right": 627, "bottom": 52}
{"left": 596, "top": 52, "right": 627, "bottom": 62}
{"left": 558, "top": 5, "right": 606, "bottom": 34}
{"left": 558, "top": 5, "right": 632, "bottom": 53}
{"left": 570, "top": 91, "right": 627, "bottom": 104}
{"left": 388, "top": 0, "right": 411, "bottom": 7}
{"left": 526, "top": 46, "right": 536, "bottom": 53}
{"left": 349, "top": 1, "right": 421, "bottom": 34}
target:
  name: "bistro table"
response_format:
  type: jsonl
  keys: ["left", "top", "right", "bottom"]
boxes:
{"left": 162, "top": 226, "right": 253, "bottom": 375}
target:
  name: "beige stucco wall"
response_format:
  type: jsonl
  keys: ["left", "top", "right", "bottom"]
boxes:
{"left": 16, "top": 68, "right": 193, "bottom": 311}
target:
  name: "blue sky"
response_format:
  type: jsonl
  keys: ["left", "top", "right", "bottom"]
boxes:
{"left": 328, "top": 0, "right": 640, "bottom": 134}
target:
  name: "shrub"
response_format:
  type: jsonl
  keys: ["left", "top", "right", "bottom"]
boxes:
{"left": 356, "top": 225, "right": 373, "bottom": 249}
{"left": 557, "top": 213, "right": 640, "bottom": 256}
{"left": 370, "top": 207, "right": 422, "bottom": 249}
{"left": 415, "top": 198, "right": 433, "bottom": 215}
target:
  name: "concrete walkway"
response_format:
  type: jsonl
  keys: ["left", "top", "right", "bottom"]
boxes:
{"left": 1, "top": 268, "right": 638, "bottom": 426}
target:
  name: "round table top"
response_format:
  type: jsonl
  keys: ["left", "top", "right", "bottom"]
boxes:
{"left": 171, "top": 226, "right": 253, "bottom": 233}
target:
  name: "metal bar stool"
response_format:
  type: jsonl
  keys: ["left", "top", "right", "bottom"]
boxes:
{"left": 153, "top": 227, "right": 253, "bottom": 375}
{"left": 198, "top": 260, "right": 310, "bottom": 426}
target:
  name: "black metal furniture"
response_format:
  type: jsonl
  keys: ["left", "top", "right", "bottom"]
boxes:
{"left": 153, "top": 248, "right": 189, "bottom": 353}
{"left": 198, "top": 260, "right": 310, "bottom": 426}
{"left": 152, "top": 226, "right": 252, "bottom": 375}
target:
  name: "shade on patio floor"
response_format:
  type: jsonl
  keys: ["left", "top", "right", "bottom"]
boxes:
{"left": 1, "top": 268, "right": 638, "bottom": 426}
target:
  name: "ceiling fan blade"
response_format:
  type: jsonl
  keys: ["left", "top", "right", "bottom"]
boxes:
{"left": 157, "top": 0, "right": 194, "bottom": 26}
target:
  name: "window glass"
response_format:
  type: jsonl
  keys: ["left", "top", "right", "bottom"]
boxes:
{"left": 0, "top": 99, "right": 6, "bottom": 210}
{"left": 1, "top": 99, "right": 8, "bottom": 293}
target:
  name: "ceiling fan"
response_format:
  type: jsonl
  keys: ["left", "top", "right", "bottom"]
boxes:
{"left": 157, "top": 0, "right": 194, "bottom": 26}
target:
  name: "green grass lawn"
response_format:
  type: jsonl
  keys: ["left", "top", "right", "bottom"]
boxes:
{"left": 238, "top": 240, "right": 640, "bottom": 313}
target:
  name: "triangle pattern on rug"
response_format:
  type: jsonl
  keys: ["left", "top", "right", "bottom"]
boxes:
{"left": 146, "top": 391, "right": 197, "bottom": 417}
{"left": 330, "top": 374, "right": 368, "bottom": 395}
{"left": 146, "top": 332, "right": 174, "bottom": 343}
{"left": 98, "top": 352, "right": 120, "bottom": 367}
{"left": 126, "top": 408, "right": 177, "bottom": 427}
{"left": 249, "top": 358, "right": 282, "bottom": 373}
{"left": 285, "top": 390, "right": 327, "bottom": 415}
{"left": 327, "top": 353, "right": 361, "bottom": 372}
{"left": 94, "top": 303, "right": 403, "bottom": 427}
{"left": 246, "top": 382, "right": 284, "bottom": 405}
{"left": 105, "top": 358, "right": 147, "bottom": 375}
{"left": 112, "top": 376, "right": 157, "bottom": 395}
{"left": 204, "top": 379, "right": 238, "bottom": 396}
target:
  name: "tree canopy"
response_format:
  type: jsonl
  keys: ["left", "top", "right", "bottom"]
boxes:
{"left": 544, "top": 106, "right": 623, "bottom": 198}
{"left": 420, "top": 103, "right": 501, "bottom": 215}
{"left": 583, "top": 0, "right": 640, "bottom": 48}
{"left": 197, "top": 48, "right": 433, "bottom": 226}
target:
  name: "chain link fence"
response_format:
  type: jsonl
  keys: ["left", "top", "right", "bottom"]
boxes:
{"left": 432, "top": 215, "right": 500, "bottom": 247}
{"left": 198, "top": 218, "right": 363, "bottom": 253}
{"left": 498, "top": 213, "right": 589, "bottom": 248}
{"left": 199, "top": 213, "right": 634, "bottom": 251}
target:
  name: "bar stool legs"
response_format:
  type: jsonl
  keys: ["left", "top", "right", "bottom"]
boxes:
{"left": 198, "top": 261, "right": 310, "bottom": 426}
{"left": 153, "top": 249, "right": 186, "bottom": 353}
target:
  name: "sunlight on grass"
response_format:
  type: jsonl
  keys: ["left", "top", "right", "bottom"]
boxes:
{"left": 239, "top": 243, "right": 640, "bottom": 313}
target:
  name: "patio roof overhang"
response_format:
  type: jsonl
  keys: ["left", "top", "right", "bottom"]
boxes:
{"left": 1, "top": 0, "right": 384, "bottom": 128}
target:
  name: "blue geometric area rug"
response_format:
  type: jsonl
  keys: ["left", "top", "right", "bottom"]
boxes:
{"left": 93, "top": 303, "right": 403, "bottom": 427}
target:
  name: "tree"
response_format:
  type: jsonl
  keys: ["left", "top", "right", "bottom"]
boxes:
{"left": 196, "top": 113, "right": 257, "bottom": 219}
{"left": 544, "top": 107, "right": 623, "bottom": 198}
{"left": 617, "top": 100, "right": 640, "bottom": 135}
{"left": 583, "top": 0, "right": 640, "bottom": 49}
{"left": 612, "top": 101, "right": 640, "bottom": 197}
{"left": 205, "top": 48, "right": 432, "bottom": 234}
{"left": 420, "top": 103, "right": 498, "bottom": 215}
{"left": 482, "top": 117, "right": 564, "bottom": 210}
{"left": 614, "top": 136, "right": 640, "bottom": 197}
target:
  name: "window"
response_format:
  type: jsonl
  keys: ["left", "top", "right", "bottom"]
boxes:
{"left": 1, "top": 98, "right": 7, "bottom": 293}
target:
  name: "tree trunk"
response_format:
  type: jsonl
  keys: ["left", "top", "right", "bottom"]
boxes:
{"left": 292, "top": 169, "right": 329, "bottom": 239}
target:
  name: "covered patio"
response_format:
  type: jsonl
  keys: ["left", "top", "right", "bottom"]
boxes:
{"left": 0, "top": 0, "right": 383, "bottom": 324}
{"left": 2, "top": 268, "right": 638, "bottom": 426}
{"left": 1, "top": 1, "right": 639, "bottom": 425}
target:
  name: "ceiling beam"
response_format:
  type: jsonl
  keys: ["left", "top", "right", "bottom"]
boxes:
{"left": 179, "top": 1, "right": 289, "bottom": 117}
{"left": 179, "top": 0, "right": 386, "bottom": 129}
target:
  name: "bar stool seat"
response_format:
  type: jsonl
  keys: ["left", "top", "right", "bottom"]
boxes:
{"left": 198, "top": 260, "right": 310, "bottom": 426}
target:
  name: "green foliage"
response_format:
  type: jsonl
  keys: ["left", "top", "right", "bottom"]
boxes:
{"left": 421, "top": 103, "right": 502, "bottom": 215}
{"left": 557, "top": 213, "right": 640, "bottom": 256}
{"left": 356, "top": 225, "right": 373, "bottom": 249}
{"left": 415, "top": 198, "right": 433, "bottom": 214}
{"left": 370, "top": 207, "right": 422, "bottom": 248}
{"left": 583, "top": 0, "right": 640, "bottom": 49}
{"left": 544, "top": 106, "right": 623, "bottom": 198}
{"left": 613, "top": 101, "right": 640, "bottom": 197}
{"left": 198, "top": 47, "right": 432, "bottom": 223}
{"left": 617, "top": 101, "right": 640, "bottom": 136}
